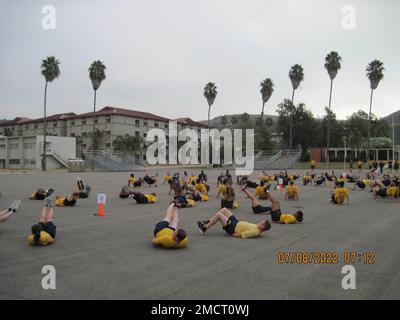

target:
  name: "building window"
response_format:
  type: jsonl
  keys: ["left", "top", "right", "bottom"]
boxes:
{"left": 144, "top": 121, "right": 148, "bottom": 127}
{"left": 9, "top": 159, "right": 20, "bottom": 165}
{"left": 135, "top": 120, "right": 140, "bottom": 126}
{"left": 154, "top": 122, "right": 159, "bottom": 128}
{"left": 106, "top": 118, "right": 111, "bottom": 123}
{"left": 106, "top": 143, "right": 111, "bottom": 148}
{"left": 82, "top": 144, "right": 86, "bottom": 148}
{"left": 82, "top": 120, "right": 86, "bottom": 125}
{"left": 53, "top": 122, "right": 57, "bottom": 127}
{"left": 70, "top": 133, "right": 75, "bottom": 137}
{"left": 30, "top": 159, "right": 36, "bottom": 165}
{"left": 135, "top": 131, "right": 140, "bottom": 138}
{"left": 9, "top": 144, "right": 19, "bottom": 150}
{"left": 34, "top": 124, "right": 38, "bottom": 129}
{"left": 70, "top": 121, "right": 75, "bottom": 126}
{"left": 23, "top": 143, "right": 34, "bottom": 149}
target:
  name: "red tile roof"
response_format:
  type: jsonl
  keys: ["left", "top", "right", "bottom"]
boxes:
{"left": 0, "top": 107, "right": 209, "bottom": 128}
{"left": 68, "top": 106, "right": 171, "bottom": 122}
{"left": 174, "top": 117, "right": 210, "bottom": 128}
{"left": 0, "top": 117, "right": 32, "bottom": 126}
{"left": 22, "top": 113, "right": 76, "bottom": 124}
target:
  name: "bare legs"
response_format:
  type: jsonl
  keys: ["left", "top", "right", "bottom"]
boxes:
{"left": 0, "top": 201, "right": 21, "bottom": 223}
{"left": 241, "top": 187, "right": 262, "bottom": 207}
{"left": 205, "top": 208, "right": 232, "bottom": 230}
{"left": 39, "top": 205, "right": 54, "bottom": 223}
{"left": 163, "top": 203, "right": 179, "bottom": 229}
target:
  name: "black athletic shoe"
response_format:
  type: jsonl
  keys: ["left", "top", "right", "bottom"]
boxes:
{"left": 45, "top": 188, "right": 54, "bottom": 198}
{"left": 197, "top": 221, "right": 207, "bottom": 234}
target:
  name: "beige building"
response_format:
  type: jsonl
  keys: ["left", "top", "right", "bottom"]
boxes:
{"left": 0, "top": 106, "right": 209, "bottom": 161}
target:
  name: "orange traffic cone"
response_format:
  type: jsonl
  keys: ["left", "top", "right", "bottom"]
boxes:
{"left": 95, "top": 203, "right": 105, "bottom": 217}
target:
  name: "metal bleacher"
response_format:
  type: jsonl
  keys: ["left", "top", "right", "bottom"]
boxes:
{"left": 83, "top": 150, "right": 144, "bottom": 172}
{"left": 234, "top": 149, "right": 302, "bottom": 170}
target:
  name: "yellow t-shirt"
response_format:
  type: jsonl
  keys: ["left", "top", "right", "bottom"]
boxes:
{"left": 145, "top": 194, "right": 157, "bottom": 203}
{"left": 164, "top": 175, "right": 172, "bottom": 183}
{"left": 55, "top": 198, "right": 65, "bottom": 207}
{"left": 304, "top": 175, "right": 312, "bottom": 181}
{"left": 233, "top": 201, "right": 238, "bottom": 209}
{"left": 218, "top": 185, "right": 227, "bottom": 194}
{"left": 262, "top": 176, "right": 274, "bottom": 182}
{"left": 187, "top": 199, "right": 195, "bottom": 207}
{"left": 285, "top": 185, "right": 298, "bottom": 198}
{"left": 128, "top": 177, "right": 137, "bottom": 184}
{"left": 387, "top": 186, "right": 399, "bottom": 197}
{"left": 363, "top": 179, "right": 372, "bottom": 186}
{"left": 28, "top": 231, "right": 54, "bottom": 246}
{"left": 195, "top": 183, "right": 207, "bottom": 194}
{"left": 153, "top": 228, "right": 189, "bottom": 249}
{"left": 334, "top": 188, "right": 349, "bottom": 204}
{"left": 255, "top": 186, "right": 268, "bottom": 199}
{"left": 188, "top": 176, "right": 196, "bottom": 185}
{"left": 234, "top": 222, "right": 261, "bottom": 239}
{"left": 280, "top": 214, "right": 297, "bottom": 224}
{"left": 200, "top": 194, "right": 209, "bottom": 202}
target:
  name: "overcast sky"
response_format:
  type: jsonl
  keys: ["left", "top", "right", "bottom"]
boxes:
{"left": 1, "top": 0, "right": 399, "bottom": 122}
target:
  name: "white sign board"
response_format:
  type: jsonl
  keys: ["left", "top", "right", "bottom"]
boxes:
{"left": 97, "top": 193, "right": 106, "bottom": 204}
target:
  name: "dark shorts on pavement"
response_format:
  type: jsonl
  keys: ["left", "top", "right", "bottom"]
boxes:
{"left": 223, "top": 215, "right": 239, "bottom": 235}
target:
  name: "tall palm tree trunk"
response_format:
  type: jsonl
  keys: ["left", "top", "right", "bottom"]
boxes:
{"left": 290, "top": 89, "right": 295, "bottom": 150}
{"left": 42, "top": 81, "right": 48, "bottom": 171}
{"left": 93, "top": 89, "right": 97, "bottom": 149}
{"left": 91, "top": 89, "right": 97, "bottom": 170}
{"left": 367, "top": 88, "right": 374, "bottom": 161}
{"left": 326, "top": 79, "right": 333, "bottom": 168}
{"left": 207, "top": 105, "right": 211, "bottom": 128}
{"left": 261, "top": 101, "right": 265, "bottom": 117}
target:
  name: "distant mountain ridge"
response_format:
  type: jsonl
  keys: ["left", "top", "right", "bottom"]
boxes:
{"left": 200, "top": 114, "right": 279, "bottom": 130}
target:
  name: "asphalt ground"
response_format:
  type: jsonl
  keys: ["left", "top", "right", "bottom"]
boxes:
{"left": 0, "top": 168, "right": 399, "bottom": 300}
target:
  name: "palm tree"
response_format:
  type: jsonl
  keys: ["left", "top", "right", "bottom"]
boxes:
{"left": 88, "top": 129, "right": 105, "bottom": 150}
{"left": 366, "top": 59, "right": 384, "bottom": 158}
{"left": 260, "top": 78, "right": 274, "bottom": 117}
{"left": 89, "top": 60, "right": 106, "bottom": 150}
{"left": 41, "top": 56, "right": 60, "bottom": 171}
{"left": 288, "top": 64, "right": 304, "bottom": 149}
{"left": 324, "top": 51, "right": 342, "bottom": 166}
{"left": 203, "top": 82, "right": 217, "bottom": 128}
{"left": 113, "top": 135, "right": 144, "bottom": 154}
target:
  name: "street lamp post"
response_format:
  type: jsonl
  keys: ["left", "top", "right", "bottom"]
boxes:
{"left": 343, "top": 136, "right": 347, "bottom": 171}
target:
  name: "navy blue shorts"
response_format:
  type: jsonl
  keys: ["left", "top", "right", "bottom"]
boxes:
{"left": 271, "top": 209, "right": 282, "bottom": 222}
{"left": 38, "top": 221, "right": 56, "bottom": 239}
{"left": 154, "top": 221, "right": 175, "bottom": 237}
{"left": 63, "top": 198, "right": 76, "bottom": 207}
{"left": 252, "top": 205, "right": 272, "bottom": 214}
{"left": 133, "top": 193, "right": 148, "bottom": 204}
{"left": 221, "top": 200, "right": 234, "bottom": 209}
{"left": 223, "top": 215, "right": 239, "bottom": 235}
